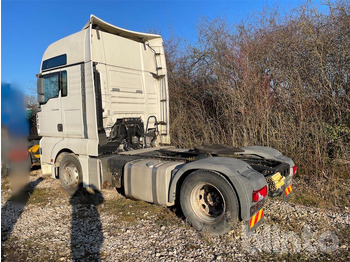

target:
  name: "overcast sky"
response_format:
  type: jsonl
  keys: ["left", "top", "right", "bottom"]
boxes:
{"left": 1, "top": 0, "right": 327, "bottom": 95}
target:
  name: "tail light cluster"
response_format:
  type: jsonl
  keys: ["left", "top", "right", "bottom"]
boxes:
{"left": 252, "top": 185, "right": 267, "bottom": 202}
{"left": 292, "top": 165, "right": 297, "bottom": 175}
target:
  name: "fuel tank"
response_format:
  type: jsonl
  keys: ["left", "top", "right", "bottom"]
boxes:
{"left": 124, "top": 159, "right": 184, "bottom": 206}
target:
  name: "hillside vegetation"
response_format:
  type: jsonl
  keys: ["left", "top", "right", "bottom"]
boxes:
{"left": 165, "top": 1, "right": 350, "bottom": 209}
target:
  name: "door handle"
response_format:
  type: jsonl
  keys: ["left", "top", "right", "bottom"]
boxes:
{"left": 57, "top": 124, "right": 63, "bottom": 132}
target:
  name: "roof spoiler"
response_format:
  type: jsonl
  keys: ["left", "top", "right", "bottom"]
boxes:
{"left": 83, "top": 15, "right": 161, "bottom": 43}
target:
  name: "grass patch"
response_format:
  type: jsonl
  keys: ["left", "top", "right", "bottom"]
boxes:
{"left": 290, "top": 188, "right": 320, "bottom": 207}
{"left": 2, "top": 235, "right": 64, "bottom": 262}
{"left": 27, "top": 188, "right": 56, "bottom": 205}
{"left": 26, "top": 185, "right": 66, "bottom": 206}
{"left": 101, "top": 197, "right": 182, "bottom": 227}
{"left": 290, "top": 177, "right": 349, "bottom": 210}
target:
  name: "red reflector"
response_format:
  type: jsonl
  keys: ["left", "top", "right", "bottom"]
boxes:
{"left": 252, "top": 186, "right": 267, "bottom": 202}
{"left": 292, "top": 165, "right": 297, "bottom": 175}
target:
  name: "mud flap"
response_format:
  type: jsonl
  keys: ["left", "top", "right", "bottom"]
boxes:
{"left": 246, "top": 208, "right": 264, "bottom": 235}
{"left": 283, "top": 184, "right": 293, "bottom": 201}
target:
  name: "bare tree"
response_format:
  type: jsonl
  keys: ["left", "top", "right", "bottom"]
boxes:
{"left": 165, "top": 1, "right": 350, "bottom": 207}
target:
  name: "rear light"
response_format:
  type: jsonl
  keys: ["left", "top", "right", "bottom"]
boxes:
{"left": 252, "top": 186, "right": 267, "bottom": 202}
{"left": 292, "top": 165, "right": 297, "bottom": 175}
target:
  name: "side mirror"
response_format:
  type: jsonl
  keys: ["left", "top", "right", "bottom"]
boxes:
{"left": 37, "top": 78, "right": 45, "bottom": 95}
{"left": 37, "top": 94, "right": 46, "bottom": 104}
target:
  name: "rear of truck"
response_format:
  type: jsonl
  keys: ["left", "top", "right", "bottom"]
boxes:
{"left": 172, "top": 148, "right": 296, "bottom": 234}
{"left": 239, "top": 146, "right": 297, "bottom": 201}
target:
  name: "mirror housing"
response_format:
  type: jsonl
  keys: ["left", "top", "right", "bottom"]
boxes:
{"left": 37, "top": 77, "right": 45, "bottom": 95}
{"left": 37, "top": 94, "right": 46, "bottom": 104}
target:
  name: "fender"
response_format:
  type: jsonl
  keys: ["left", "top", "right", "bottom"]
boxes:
{"left": 168, "top": 157, "right": 267, "bottom": 220}
{"left": 50, "top": 137, "right": 99, "bottom": 162}
{"left": 240, "top": 146, "right": 295, "bottom": 175}
{"left": 40, "top": 136, "right": 99, "bottom": 176}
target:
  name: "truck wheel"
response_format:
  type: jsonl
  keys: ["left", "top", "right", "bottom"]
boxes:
{"left": 180, "top": 170, "right": 239, "bottom": 235}
{"left": 59, "top": 154, "right": 82, "bottom": 195}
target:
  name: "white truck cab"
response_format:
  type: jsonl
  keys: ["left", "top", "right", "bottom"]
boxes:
{"left": 38, "top": 15, "right": 169, "bottom": 177}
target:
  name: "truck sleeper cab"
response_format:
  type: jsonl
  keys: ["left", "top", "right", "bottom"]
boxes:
{"left": 36, "top": 15, "right": 296, "bottom": 235}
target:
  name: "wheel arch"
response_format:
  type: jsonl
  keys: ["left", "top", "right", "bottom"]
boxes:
{"left": 169, "top": 157, "right": 262, "bottom": 221}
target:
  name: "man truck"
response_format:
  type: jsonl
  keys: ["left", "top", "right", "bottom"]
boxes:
{"left": 36, "top": 15, "right": 296, "bottom": 235}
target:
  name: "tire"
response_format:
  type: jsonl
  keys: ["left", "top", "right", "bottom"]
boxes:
{"left": 180, "top": 170, "right": 239, "bottom": 235}
{"left": 59, "top": 154, "right": 83, "bottom": 195}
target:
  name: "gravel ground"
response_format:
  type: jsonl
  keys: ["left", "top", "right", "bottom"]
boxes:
{"left": 1, "top": 169, "right": 349, "bottom": 261}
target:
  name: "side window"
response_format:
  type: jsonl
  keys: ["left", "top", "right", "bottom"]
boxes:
{"left": 43, "top": 73, "right": 59, "bottom": 103}
{"left": 61, "top": 71, "right": 67, "bottom": 97}
{"left": 42, "top": 54, "right": 67, "bottom": 71}
{"left": 42, "top": 71, "right": 68, "bottom": 103}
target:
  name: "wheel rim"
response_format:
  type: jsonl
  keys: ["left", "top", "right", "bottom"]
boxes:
{"left": 61, "top": 162, "right": 79, "bottom": 188}
{"left": 190, "top": 183, "right": 225, "bottom": 223}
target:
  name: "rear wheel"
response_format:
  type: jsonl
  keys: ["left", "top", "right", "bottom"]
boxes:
{"left": 59, "top": 154, "right": 82, "bottom": 195}
{"left": 180, "top": 170, "right": 239, "bottom": 235}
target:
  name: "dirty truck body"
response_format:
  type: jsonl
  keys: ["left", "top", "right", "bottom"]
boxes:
{"left": 37, "top": 16, "right": 296, "bottom": 235}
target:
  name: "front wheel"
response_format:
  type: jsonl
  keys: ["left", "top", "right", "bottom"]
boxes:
{"left": 59, "top": 154, "right": 82, "bottom": 195}
{"left": 180, "top": 170, "right": 239, "bottom": 235}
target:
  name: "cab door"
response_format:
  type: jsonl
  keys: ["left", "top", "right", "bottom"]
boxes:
{"left": 60, "top": 65, "right": 84, "bottom": 139}
{"left": 37, "top": 71, "right": 63, "bottom": 138}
